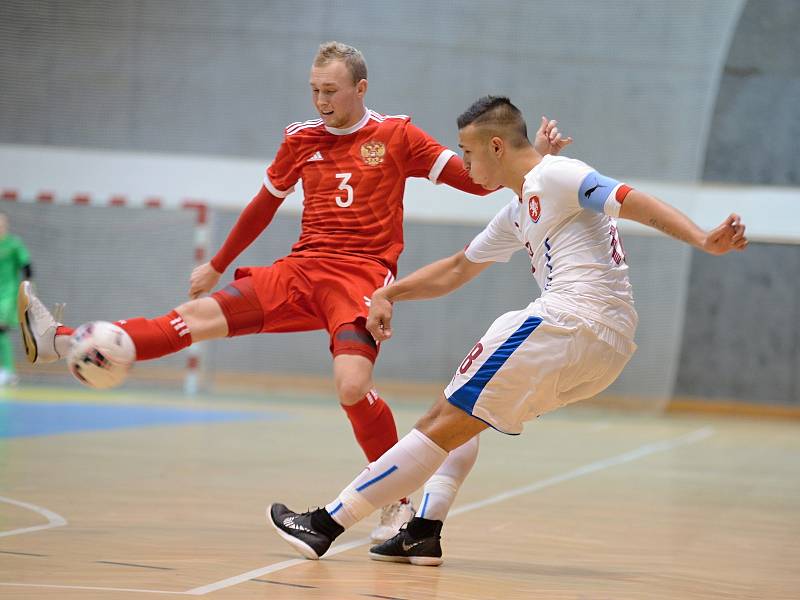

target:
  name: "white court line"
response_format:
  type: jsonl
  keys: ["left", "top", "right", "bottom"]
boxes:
{"left": 0, "top": 582, "right": 186, "bottom": 595}
{"left": 186, "top": 426, "right": 715, "bottom": 595}
{"left": 450, "top": 426, "right": 714, "bottom": 517}
{"left": 184, "top": 537, "right": 370, "bottom": 595}
{"left": 0, "top": 495, "right": 67, "bottom": 538}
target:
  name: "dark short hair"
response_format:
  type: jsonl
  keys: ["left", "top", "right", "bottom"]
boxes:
{"left": 457, "top": 96, "right": 529, "bottom": 147}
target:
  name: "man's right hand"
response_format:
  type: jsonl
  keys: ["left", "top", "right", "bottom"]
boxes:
{"left": 189, "top": 262, "right": 222, "bottom": 299}
{"left": 534, "top": 116, "right": 573, "bottom": 156}
{"left": 701, "top": 213, "right": 748, "bottom": 255}
{"left": 367, "top": 289, "right": 394, "bottom": 342}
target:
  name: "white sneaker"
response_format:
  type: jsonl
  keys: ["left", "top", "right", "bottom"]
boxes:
{"left": 370, "top": 500, "right": 415, "bottom": 543}
{"left": 18, "top": 281, "right": 63, "bottom": 364}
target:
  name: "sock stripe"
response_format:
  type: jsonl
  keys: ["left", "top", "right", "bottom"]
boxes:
{"left": 328, "top": 502, "right": 343, "bottom": 515}
{"left": 419, "top": 492, "right": 430, "bottom": 518}
{"left": 355, "top": 465, "right": 398, "bottom": 492}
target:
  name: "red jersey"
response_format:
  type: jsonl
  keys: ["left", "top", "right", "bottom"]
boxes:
{"left": 264, "top": 109, "right": 455, "bottom": 273}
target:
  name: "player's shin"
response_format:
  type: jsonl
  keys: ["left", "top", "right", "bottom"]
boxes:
{"left": 418, "top": 434, "right": 479, "bottom": 521}
{"left": 52, "top": 310, "right": 194, "bottom": 362}
{"left": 325, "top": 429, "right": 448, "bottom": 529}
{"left": 113, "top": 311, "right": 192, "bottom": 361}
{"left": 341, "top": 390, "right": 399, "bottom": 462}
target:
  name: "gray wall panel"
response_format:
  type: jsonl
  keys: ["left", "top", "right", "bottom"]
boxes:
{"left": 703, "top": 0, "right": 800, "bottom": 185}
{"left": 1, "top": 0, "right": 742, "bottom": 180}
{"left": 675, "top": 243, "right": 800, "bottom": 405}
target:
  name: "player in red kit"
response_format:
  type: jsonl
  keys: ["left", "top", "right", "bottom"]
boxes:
{"left": 19, "top": 42, "right": 571, "bottom": 541}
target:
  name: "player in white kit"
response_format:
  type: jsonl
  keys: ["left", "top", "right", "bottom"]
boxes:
{"left": 267, "top": 96, "right": 748, "bottom": 565}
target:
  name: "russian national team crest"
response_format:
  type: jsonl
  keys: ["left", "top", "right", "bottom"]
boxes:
{"left": 361, "top": 140, "right": 386, "bottom": 166}
{"left": 528, "top": 195, "right": 541, "bottom": 222}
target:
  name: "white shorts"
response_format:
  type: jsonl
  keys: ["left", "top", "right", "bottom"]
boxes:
{"left": 444, "top": 298, "right": 634, "bottom": 435}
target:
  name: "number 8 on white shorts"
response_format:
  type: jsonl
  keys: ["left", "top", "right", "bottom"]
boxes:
{"left": 444, "top": 299, "right": 631, "bottom": 435}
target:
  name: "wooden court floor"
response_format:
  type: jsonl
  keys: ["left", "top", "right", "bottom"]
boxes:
{"left": 0, "top": 385, "right": 798, "bottom": 599}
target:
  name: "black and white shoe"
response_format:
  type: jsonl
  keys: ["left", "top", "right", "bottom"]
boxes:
{"left": 267, "top": 503, "right": 343, "bottom": 560}
{"left": 368, "top": 517, "right": 443, "bottom": 566}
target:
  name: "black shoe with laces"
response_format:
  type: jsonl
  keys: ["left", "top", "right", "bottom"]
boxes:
{"left": 368, "top": 517, "right": 443, "bottom": 566}
{"left": 267, "top": 503, "right": 344, "bottom": 560}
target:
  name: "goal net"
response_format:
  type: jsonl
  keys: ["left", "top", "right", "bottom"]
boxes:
{"left": 3, "top": 192, "right": 207, "bottom": 392}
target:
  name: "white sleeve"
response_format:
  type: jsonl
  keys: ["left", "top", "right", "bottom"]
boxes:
{"left": 464, "top": 202, "right": 521, "bottom": 263}
{"left": 541, "top": 157, "right": 631, "bottom": 218}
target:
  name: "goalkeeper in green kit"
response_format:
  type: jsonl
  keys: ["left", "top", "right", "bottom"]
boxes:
{"left": 0, "top": 213, "right": 32, "bottom": 386}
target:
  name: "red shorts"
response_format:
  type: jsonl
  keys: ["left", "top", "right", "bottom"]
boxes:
{"left": 211, "top": 255, "right": 394, "bottom": 360}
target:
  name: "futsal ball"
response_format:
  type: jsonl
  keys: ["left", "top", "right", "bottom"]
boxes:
{"left": 67, "top": 321, "right": 135, "bottom": 389}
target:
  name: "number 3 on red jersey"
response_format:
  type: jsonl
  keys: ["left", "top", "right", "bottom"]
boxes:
{"left": 335, "top": 173, "right": 354, "bottom": 208}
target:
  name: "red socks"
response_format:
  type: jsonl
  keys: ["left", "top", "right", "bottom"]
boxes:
{"left": 56, "top": 311, "right": 192, "bottom": 361}
{"left": 341, "top": 390, "right": 399, "bottom": 462}
{"left": 115, "top": 311, "right": 192, "bottom": 360}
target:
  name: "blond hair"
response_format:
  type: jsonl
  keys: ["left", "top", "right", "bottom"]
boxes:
{"left": 314, "top": 41, "right": 368, "bottom": 84}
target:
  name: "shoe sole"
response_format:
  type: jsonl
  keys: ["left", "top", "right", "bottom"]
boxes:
{"left": 265, "top": 504, "right": 320, "bottom": 561}
{"left": 368, "top": 552, "right": 443, "bottom": 567}
{"left": 17, "top": 282, "right": 37, "bottom": 363}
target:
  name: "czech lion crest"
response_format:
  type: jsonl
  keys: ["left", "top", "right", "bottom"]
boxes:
{"left": 360, "top": 140, "right": 386, "bottom": 166}
{"left": 528, "top": 195, "right": 541, "bottom": 222}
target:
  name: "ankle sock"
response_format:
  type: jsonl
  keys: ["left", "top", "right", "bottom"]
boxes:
{"left": 406, "top": 516, "right": 443, "bottom": 538}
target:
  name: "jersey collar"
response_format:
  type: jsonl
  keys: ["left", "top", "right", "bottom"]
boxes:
{"left": 325, "top": 108, "right": 370, "bottom": 136}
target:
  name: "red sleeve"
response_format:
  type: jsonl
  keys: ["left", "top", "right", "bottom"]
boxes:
{"left": 437, "top": 155, "right": 495, "bottom": 196}
{"left": 264, "top": 134, "right": 300, "bottom": 198}
{"left": 403, "top": 122, "right": 457, "bottom": 181}
{"left": 210, "top": 185, "right": 283, "bottom": 273}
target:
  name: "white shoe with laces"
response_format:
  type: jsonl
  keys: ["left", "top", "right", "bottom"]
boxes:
{"left": 18, "top": 281, "right": 65, "bottom": 364}
{"left": 370, "top": 500, "right": 415, "bottom": 543}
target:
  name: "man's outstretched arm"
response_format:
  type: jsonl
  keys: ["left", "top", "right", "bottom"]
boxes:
{"left": 619, "top": 189, "right": 748, "bottom": 255}
{"left": 367, "top": 251, "right": 491, "bottom": 341}
{"left": 188, "top": 185, "right": 283, "bottom": 298}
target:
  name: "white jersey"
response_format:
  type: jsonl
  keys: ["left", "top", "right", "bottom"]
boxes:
{"left": 465, "top": 154, "right": 638, "bottom": 344}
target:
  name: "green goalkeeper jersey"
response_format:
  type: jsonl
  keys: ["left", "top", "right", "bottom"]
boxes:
{"left": 0, "top": 234, "right": 30, "bottom": 297}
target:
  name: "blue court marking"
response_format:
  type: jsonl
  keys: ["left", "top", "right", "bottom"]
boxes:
{"left": 0, "top": 401, "right": 286, "bottom": 439}
{"left": 355, "top": 465, "right": 398, "bottom": 492}
{"left": 448, "top": 316, "right": 543, "bottom": 416}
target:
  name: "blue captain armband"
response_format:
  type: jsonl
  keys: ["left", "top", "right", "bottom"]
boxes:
{"left": 578, "top": 171, "right": 631, "bottom": 218}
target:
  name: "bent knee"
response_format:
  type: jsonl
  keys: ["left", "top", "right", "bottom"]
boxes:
{"left": 336, "top": 378, "right": 373, "bottom": 405}
{"left": 414, "top": 401, "right": 445, "bottom": 432}
{"left": 414, "top": 395, "right": 486, "bottom": 450}
{"left": 174, "top": 298, "right": 227, "bottom": 340}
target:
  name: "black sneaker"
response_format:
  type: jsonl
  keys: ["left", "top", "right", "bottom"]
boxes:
{"left": 368, "top": 517, "right": 443, "bottom": 566}
{"left": 267, "top": 503, "right": 344, "bottom": 560}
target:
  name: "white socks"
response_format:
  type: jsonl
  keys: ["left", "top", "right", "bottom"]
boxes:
{"left": 418, "top": 434, "right": 479, "bottom": 521}
{"left": 326, "top": 429, "right": 447, "bottom": 529}
{"left": 54, "top": 334, "right": 72, "bottom": 359}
